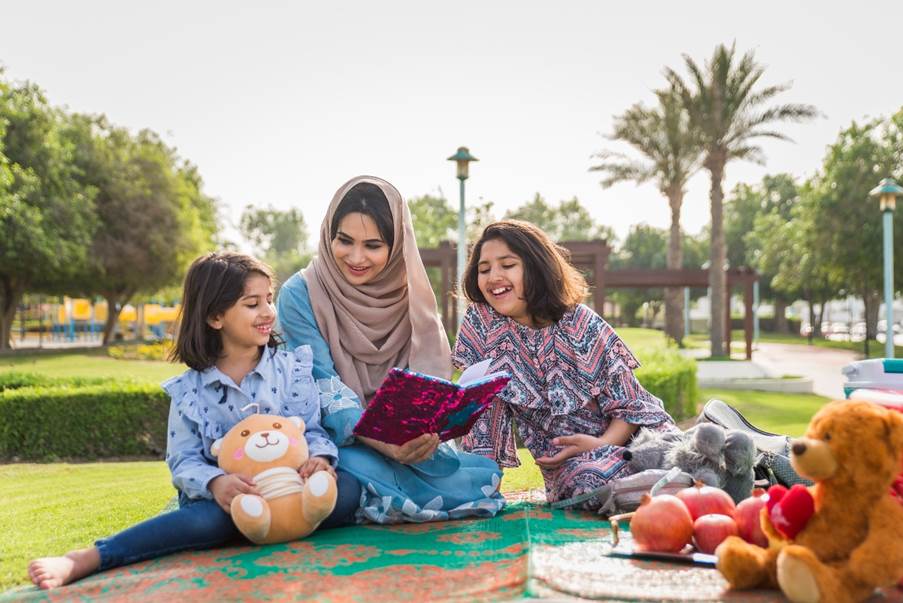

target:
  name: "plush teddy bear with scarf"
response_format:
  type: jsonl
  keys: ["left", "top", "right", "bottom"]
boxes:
{"left": 211, "top": 413, "right": 337, "bottom": 544}
{"left": 716, "top": 400, "right": 903, "bottom": 603}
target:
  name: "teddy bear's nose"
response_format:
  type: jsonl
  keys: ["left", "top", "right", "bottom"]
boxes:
{"left": 261, "top": 432, "right": 270, "bottom": 438}
{"left": 792, "top": 441, "right": 807, "bottom": 456}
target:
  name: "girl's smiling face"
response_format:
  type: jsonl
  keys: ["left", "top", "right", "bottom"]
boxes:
{"left": 330, "top": 212, "right": 390, "bottom": 286}
{"left": 477, "top": 238, "right": 532, "bottom": 327}
{"left": 208, "top": 272, "right": 275, "bottom": 353}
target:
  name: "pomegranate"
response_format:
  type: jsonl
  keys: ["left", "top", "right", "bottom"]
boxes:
{"left": 676, "top": 481, "right": 736, "bottom": 520}
{"left": 734, "top": 488, "right": 768, "bottom": 547}
{"left": 693, "top": 513, "right": 739, "bottom": 554}
{"left": 627, "top": 494, "right": 694, "bottom": 553}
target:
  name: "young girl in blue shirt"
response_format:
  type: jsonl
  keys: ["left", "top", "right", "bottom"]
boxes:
{"left": 28, "top": 252, "right": 361, "bottom": 590}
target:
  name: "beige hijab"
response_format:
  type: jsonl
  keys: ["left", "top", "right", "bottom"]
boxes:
{"left": 302, "top": 175, "right": 452, "bottom": 403}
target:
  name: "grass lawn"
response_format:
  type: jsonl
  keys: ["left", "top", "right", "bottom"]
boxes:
{"left": 699, "top": 388, "right": 830, "bottom": 437}
{"left": 0, "top": 462, "right": 176, "bottom": 591}
{"left": 0, "top": 349, "right": 184, "bottom": 382}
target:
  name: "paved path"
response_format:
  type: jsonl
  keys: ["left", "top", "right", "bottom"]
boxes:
{"left": 751, "top": 342, "right": 859, "bottom": 399}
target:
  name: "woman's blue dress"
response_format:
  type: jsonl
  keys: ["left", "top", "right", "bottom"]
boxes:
{"left": 277, "top": 273, "right": 505, "bottom": 523}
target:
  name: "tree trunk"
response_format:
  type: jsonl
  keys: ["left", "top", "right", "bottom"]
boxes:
{"left": 814, "top": 301, "right": 825, "bottom": 337}
{"left": 864, "top": 290, "right": 881, "bottom": 341}
{"left": 0, "top": 277, "right": 24, "bottom": 350}
{"left": 773, "top": 298, "right": 789, "bottom": 333}
{"left": 707, "top": 159, "right": 727, "bottom": 356}
{"left": 102, "top": 293, "right": 133, "bottom": 345}
{"left": 806, "top": 296, "right": 815, "bottom": 344}
{"left": 664, "top": 188, "right": 685, "bottom": 345}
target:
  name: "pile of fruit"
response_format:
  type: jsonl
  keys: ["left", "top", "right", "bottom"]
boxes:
{"left": 610, "top": 482, "right": 769, "bottom": 555}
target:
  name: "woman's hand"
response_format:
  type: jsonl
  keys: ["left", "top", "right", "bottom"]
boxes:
{"left": 209, "top": 474, "right": 258, "bottom": 514}
{"left": 534, "top": 434, "right": 603, "bottom": 470}
{"left": 359, "top": 433, "right": 440, "bottom": 465}
{"left": 299, "top": 456, "right": 336, "bottom": 479}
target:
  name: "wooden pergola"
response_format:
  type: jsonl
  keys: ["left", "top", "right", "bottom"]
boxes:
{"left": 419, "top": 240, "right": 758, "bottom": 360}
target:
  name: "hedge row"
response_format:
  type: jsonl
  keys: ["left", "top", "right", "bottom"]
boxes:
{"left": 634, "top": 348, "right": 698, "bottom": 421}
{"left": 0, "top": 379, "right": 169, "bottom": 461}
{"left": 0, "top": 372, "right": 107, "bottom": 391}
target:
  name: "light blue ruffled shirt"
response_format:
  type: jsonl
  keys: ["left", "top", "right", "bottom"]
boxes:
{"left": 162, "top": 344, "right": 338, "bottom": 500}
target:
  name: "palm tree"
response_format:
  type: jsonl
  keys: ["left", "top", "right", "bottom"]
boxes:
{"left": 591, "top": 86, "right": 701, "bottom": 345}
{"left": 665, "top": 43, "right": 817, "bottom": 356}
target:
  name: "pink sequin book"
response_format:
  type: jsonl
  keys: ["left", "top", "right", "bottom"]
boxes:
{"left": 352, "top": 359, "right": 510, "bottom": 445}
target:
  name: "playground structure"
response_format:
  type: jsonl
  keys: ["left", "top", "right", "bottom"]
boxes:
{"left": 11, "top": 298, "right": 180, "bottom": 348}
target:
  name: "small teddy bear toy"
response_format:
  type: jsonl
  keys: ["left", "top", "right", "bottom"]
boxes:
{"left": 716, "top": 400, "right": 903, "bottom": 603}
{"left": 211, "top": 413, "right": 338, "bottom": 545}
{"left": 624, "top": 424, "right": 756, "bottom": 503}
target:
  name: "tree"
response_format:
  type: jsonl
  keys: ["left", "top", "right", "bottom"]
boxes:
{"left": 239, "top": 205, "right": 311, "bottom": 285}
{"left": 665, "top": 43, "right": 817, "bottom": 355}
{"left": 505, "top": 194, "right": 614, "bottom": 242}
{"left": 725, "top": 173, "right": 800, "bottom": 332}
{"left": 804, "top": 112, "right": 903, "bottom": 341}
{"left": 408, "top": 195, "right": 457, "bottom": 247}
{"left": 754, "top": 180, "right": 838, "bottom": 340}
{"left": 0, "top": 77, "right": 96, "bottom": 349}
{"left": 62, "top": 116, "right": 218, "bottom": 343}
{"left": 592, "top": 86, "right": 701, "bottom": 344}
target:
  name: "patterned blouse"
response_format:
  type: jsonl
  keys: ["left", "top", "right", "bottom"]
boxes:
{"left": 453, "top": 303, "right": 675, "bottom": 503}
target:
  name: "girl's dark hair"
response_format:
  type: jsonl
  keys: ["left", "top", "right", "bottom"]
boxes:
{"left": 330, "top": 182, "right": 395, "bottom": 250}
{"left": 462, "top": 220, "right": 588, "bottom": 324}
{"left": 169, "top": 251, "right": 278, "bottom": 370}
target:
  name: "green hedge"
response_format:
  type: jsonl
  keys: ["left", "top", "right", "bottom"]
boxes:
{"left": 0, "top": 372, "right": 106, "bottom": 392}
{"left": 0, "top": 381, "right": 169, "bottom": 461}
{"left": 634, "top": 348, "right": 698, "bottom": 421}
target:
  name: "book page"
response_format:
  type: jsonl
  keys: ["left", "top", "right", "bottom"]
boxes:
{"left": 458, "top": 358, "right": 507, "bottom": 386}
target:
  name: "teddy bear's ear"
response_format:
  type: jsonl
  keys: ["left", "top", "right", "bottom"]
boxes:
{"left": 211, "top": 438, "right": 223, "bottom": 458}
{"left": 288, "top": 416, "right": 305, "bottom": 431}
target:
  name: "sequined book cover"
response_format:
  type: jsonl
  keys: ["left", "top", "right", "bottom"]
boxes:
{"left": 353, "top": 361, "right": 510, "bottom": 445}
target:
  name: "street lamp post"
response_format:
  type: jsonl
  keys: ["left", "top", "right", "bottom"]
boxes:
{"left": 448, "top": 146, "right": 478, "bottom": 326}
{"left": 870, "top": 177, "right": 903, "bottom": 358}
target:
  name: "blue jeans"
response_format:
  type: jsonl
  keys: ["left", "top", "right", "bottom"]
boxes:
{"left": 96, "top": 470, "right": 361, "bottom": 571}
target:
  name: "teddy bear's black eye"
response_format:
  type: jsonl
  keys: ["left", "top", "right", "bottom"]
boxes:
{"left": 273, "top": 422, "right": 282, "bottom": 429}
{"left": 823, "top": 433, "right": 831, "bottom": 441}
{"left": 240, "top": 429, "right": 250, "bottom": 437}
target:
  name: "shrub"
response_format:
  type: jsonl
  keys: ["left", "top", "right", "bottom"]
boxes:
{"left": 634, "top": 348, "right": 698, "bottom": 421}
{"left": 0, "top": 382, "right": 169, "bottom": 461}
{"left": 107, "top": 342, "right": 173, "bottom": 361}
{"left": 0, "top": 372, "right": 106, "bottom": 392}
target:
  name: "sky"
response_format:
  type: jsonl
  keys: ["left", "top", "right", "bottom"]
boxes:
{"left": 3, "top": 1, "right": 903, "bottom": 248}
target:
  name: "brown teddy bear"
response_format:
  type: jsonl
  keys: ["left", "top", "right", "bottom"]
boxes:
{"left": 715, "top": 400, "right": 903, "bottom": 603}
{"left": 211, "top": 413, "right": 338, "bottom": 544}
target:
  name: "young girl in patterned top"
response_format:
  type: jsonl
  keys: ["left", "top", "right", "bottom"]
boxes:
{"left": 452, "top": 220, "right": 677, "bottom": 509}
{"left": 28, "top": 252, "right": 360, "bottom": 590}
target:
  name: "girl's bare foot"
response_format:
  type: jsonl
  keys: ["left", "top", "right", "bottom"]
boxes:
{"left": 28, "top": 547, "right": 100, "bottom": 590}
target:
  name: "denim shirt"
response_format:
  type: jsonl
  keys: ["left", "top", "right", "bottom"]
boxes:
{"left": 162, "top": 344, "right": 338, "bottom": 500}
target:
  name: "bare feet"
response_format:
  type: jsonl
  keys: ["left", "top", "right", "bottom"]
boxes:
{"left": 28, "top": 547, "right": 100, "bottom": 590}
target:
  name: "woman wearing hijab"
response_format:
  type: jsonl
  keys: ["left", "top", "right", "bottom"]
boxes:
{"left": 277, "top": 176, "right": 505, "bottom": 523}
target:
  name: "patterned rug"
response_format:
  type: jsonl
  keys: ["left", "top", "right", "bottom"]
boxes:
{"left": 5, "top": 492, "right": 902, "bottom": 602}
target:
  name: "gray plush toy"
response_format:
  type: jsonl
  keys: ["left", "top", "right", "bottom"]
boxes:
{"left": 622, "top": 424, "right": 756, "bottom": 503}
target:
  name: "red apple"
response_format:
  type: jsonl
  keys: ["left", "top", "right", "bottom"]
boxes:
{"left": 630, "top": 494, "right": 694, "bottom": 553}
{"left": 693, "top": 513, "right": 739, "bottom": 554}
{"left": 734, "top": 488, "right": 768, "bottom": 547}
{"left": 676, "top": 481, "right": 736, "bottom": 520}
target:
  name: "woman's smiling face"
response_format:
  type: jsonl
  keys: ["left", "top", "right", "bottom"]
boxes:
{"left": 477, "top": 238, "right": 532, "bottom": 326}
{"left": 330, "top": 212, "right": 390, "bottom": 286}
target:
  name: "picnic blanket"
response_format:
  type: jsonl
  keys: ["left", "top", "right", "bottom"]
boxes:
{"left": 6, "top": 492, "right": 903, "bottom": 602}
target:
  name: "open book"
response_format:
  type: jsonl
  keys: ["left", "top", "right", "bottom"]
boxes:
{"left": 352, "top": 359, "right": 510, "bottom": 446}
